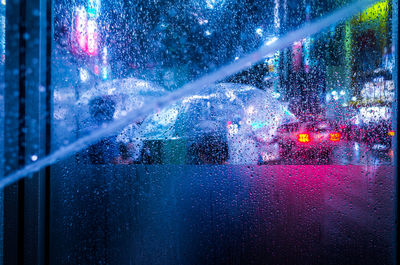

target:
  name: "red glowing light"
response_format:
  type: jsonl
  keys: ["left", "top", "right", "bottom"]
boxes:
{"left": 329, "top": 132, "right": 341, "bottom": 142}
{"left": 298, "top": 133, "right": 311, "bottom": 143}
{"left": 94, "top": 64, "right": 99, "bottom": 75}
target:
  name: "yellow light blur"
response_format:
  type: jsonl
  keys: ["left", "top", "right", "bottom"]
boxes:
{"left": 359, "top": 0, "right": 389, "bottom": 22}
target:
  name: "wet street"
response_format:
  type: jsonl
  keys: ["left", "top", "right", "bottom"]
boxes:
{"left": 50, "top": 161, "right": 396, "bottom": 264}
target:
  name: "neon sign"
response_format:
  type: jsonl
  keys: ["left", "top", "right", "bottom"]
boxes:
{"left": 75, "top": 6, "right": 88, "bottom": 53}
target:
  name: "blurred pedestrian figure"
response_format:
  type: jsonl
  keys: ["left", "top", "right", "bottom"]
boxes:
{"left": 83, "top": 96, "right": 119, "bottom": 164}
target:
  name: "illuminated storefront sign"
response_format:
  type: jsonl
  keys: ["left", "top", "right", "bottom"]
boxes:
{"left": 359, "top": 0, "right": 389, "bottom": 22}
{"left": 360, "top": 78, "right": 394, "bottom": 102}
{"left": 75, "top": 6, "right": 88, "bottom": 53}
{"left": 73, "top": 5, "right": 99, "bottom": 56}
{"left": 359, "top": 106, "right": 391, "bottom": 123}
{"left": 87, "top": 19, "right": 98, "bottom": 56}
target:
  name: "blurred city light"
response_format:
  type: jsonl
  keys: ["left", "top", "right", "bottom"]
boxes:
{"left": 206, "top": 0, "right": 224, "bottom": 9}
{"left": 272, "top": 92, "right": 280, "bottom": 99}
{"left": 329, "top": 133, "right": 341, "bottom": 142}
{"left": 87, "top": 19, "right": 98, "bottom": 55}
{"left": 75, "top": 6, "right": 88, "bottom": 52}
{"left": 102, "top": 67, "right": 108, "bottom": 80}
{"left": 326, "top": 94, "right": 331, "bottom": 102}
{"left": 87, "top": 0, "right": 101, "bottom": 18}
{"left": 265, "top": 36, "right": 278, "bottom": 46}
{"left": 298, "top": 133, "right": 311, "bottom": 143}
{"left": 256, "top": 27, "right": 263, "bottom": 36}
{"left": 79, "top": 68, "right": 89, "bottom": 82}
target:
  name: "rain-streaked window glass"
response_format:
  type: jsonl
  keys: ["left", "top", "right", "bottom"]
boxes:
{"left": 1, "top": 0, "right": 397, "bottom": 264}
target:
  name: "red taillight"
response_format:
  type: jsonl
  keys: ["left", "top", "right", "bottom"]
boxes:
{"left": 388, "top": 130, "right": 395, "bottom": 137}
{"left": 298, "top": 133, "right": 311, "bottom": 143}
{"left": 329, "top": 132, "right": 341, "bottom": 142}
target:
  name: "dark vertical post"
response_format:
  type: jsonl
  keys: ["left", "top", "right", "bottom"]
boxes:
{"left": 4, "top": 0, "right": 25, "bottom": 264}
{"left": 3, "top": 0, "right": 52, "bottom": 264}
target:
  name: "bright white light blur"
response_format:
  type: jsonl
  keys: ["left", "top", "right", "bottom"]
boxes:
{"left": 79, "top": 68, "right": 89, "bottom": 82}
{"left": 103, "top": 46, "right": 108, "bottom": 59}
{"left": 151, "top": 108, "right": 179, "bottom": 126}
{"left": 205, "top": 30, "right": 211, "bottom": 36}
{"left": 228, "top": 123, "right": 239, "bottom": 135}
{"left": 263, "top": 153, "right": 278, "bottom": 162}
{"left": 333, "top": 95, "right": 339, "bottom": 101}
{"left": 354, "top": 142, "right": 359, "bottom": 151}
{"left": 31, "top": 155, "right": 38, "bottom": 161}
{"left": 87, "top": 19, "right": 98, "bottom": 55}
{"left": 340, "top": 90, "right": 345, "bottom": 95}
{"left": 256, "top": 28, "right": 263, "bottom": 36}
{"left": 265, "top": 37, "right": 278, "bottom": 46}
{"left": 136, "top": 80, "right": 149, "bottom": 87}
{"left": 225, "top": 90, "right": 236, "bottom": 102}
{"left": 206, "top": 0, "right": 224, "bottom": 9}
{"left": 342, "top": 103, "right": 348, "bottom": 107}
{"left": 107, "top": 87, "right": 115, "bottom": 95}
{"left": 326, "top": 94, "right": 331, "bottom": 102}
{"left": 274, "top": 0, "right": 280, "bottom": 29}
{"left": 246, "top": 105, "right": 256, "bottom": 115}
{"left": 102, "top": 67, "right": 108, "bottom": 80}
{"left": 198, "top": 18, "right": 208, "bottom": 25}
{"left": 351, "top": 96, "right": 357, "bottom": 101}
{"left": 235, "top": 56, "right": 239, "bottom": 60}
{"left": 272, "top": 92, "right": 280, "bottom": 98}
{"left": 360, "top": 106, "right": 391, "bottom": 123}
{"left": 331, "top": 90, "right": 337, "bottom": 95}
